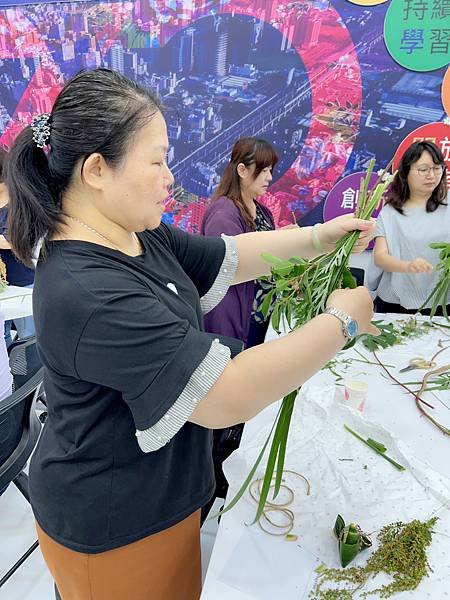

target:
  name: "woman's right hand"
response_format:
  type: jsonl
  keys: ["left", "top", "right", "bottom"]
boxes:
{"left": 406, "top": 258, "right": 433, "bottom": 273}
{"left": 326, "top": 287, "right": 379, "bottom": 336}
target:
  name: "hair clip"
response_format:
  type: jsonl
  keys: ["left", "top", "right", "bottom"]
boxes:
{"left": 31, "top": 113, "right": 51, "bottom": 149}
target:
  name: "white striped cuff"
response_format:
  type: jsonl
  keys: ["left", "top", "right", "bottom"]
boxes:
{"left": 135, "top": 339, "right": 231, "bottom": 452}
{"left": 200, "top": 234, "right": 238, "bottom": 315}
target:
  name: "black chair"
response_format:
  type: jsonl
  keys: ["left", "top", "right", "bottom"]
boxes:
{"left": 349, "top": 267, "right": 365, "bottom": 287}
{"left": 0, "top": 367, "right": 43, "bottom": 588}
{"left": 201, "top": 334, "right": 244, "bottom": 525}
{"left": 8, "top": 336, "right": 42, "bottom": 392}
{"left": 1, "top": 336, "right": 60, "bottom": 598}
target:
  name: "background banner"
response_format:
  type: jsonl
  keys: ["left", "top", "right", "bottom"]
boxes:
{"left": 0, "top": 0, "right": 448, "bottom": 231}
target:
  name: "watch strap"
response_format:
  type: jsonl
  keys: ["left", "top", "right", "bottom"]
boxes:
{"left": 324, "top": 306, "right": 355, "bottom": 340}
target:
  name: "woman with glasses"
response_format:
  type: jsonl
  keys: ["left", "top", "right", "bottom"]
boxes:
{"left": 373, "top": 140, "right": 449, "bottom": 314}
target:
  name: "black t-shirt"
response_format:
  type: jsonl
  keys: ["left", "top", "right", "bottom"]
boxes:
{"left": 29, "top": 224, "right": 226, "bottom": 553}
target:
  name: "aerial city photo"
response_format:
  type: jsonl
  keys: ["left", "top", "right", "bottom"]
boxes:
{"left": 0, "top": 0, "right": 447, "bottom": 230}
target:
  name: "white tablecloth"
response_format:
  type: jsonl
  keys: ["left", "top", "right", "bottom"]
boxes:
{"left": 201, "top": 315, "right": 450, "bottom": 599}
{"left": 0, "top": 285, "right": 33, "bottom": 321}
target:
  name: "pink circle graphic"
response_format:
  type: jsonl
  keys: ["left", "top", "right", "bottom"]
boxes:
{"left": 0, "top": 2, "right": 362, "bottom": 230}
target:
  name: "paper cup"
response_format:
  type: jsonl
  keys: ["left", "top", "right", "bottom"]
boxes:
{"left": 343, "top": 379, "right": 368, "bottom": 412}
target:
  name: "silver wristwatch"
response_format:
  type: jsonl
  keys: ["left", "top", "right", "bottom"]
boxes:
{"left": 324, "top": 306, "right": 358, "bottom": 341}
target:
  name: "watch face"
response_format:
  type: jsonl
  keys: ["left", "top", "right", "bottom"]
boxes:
{"left": 347, "top": 319, "right": 358, "bottom": 338}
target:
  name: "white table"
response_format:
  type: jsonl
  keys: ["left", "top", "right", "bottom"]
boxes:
{"left": 0, "top": 285, "right": 33, "bottom": 321}
{"left": 202, "top": 315, "right": 450, "bottom": 599}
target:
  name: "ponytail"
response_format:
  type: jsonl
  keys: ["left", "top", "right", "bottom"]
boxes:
{"left": 6, "top": 125, "right": 62, "bottom": 266}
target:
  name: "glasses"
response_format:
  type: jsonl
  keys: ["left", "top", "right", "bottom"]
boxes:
{"left": 414, "top": 165, "right": 445, "bottom": 177}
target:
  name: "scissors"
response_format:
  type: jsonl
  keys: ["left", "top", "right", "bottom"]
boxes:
{"left": 399, "top": 357, "right": 437, "bottom": 373}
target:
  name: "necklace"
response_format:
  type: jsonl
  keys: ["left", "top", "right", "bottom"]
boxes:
{"left": 67, "top": 215, "right": 140, "bottom": 254}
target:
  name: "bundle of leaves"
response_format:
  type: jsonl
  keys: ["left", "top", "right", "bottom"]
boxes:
{"left": 219, "top": 159, "right": 394, "bottom": 524}
{"left": 421, "top": 242, "right": 450, "bottom": 320}
{"left": 361, "top": 317, "right": 433, "bottom": 352}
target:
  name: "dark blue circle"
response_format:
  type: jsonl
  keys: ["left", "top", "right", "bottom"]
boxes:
{"left": 155, "top": 14, "right": 311, "bottom": 198}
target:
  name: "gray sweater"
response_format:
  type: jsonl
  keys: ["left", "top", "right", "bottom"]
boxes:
{"left": 373, "top": 202, "right": 450, "bottom": 309}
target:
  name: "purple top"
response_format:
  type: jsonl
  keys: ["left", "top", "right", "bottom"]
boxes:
{"left": 200, "top": 196, "right": 275, "bottom": 347}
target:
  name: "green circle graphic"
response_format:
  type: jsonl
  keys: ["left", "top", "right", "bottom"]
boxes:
{"left": 384, "top": 0, "right": 450, "bottom": 71}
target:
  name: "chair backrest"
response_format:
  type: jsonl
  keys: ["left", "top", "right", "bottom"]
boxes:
{"left": 0, "top": 368, "right": 43, "bottom": 492}
{"left": 349, "top": 267, "right": 365, "bottom": 287}
{"left": 8, "top": 337, "right": 42, "bottom": 392}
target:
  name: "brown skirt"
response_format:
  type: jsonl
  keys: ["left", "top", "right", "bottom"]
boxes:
{"left": 36, "top": 511, "right": 201, "bottom": 600}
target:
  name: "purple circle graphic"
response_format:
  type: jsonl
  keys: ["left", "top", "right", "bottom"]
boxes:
{"left": 323, "top": 172, "right": 380, "bottom": 222}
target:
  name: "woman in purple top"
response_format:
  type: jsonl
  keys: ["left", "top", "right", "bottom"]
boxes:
{"left": 201, "top": 137, "right": 279, "bottom": 349}
{"left": 200, "top": 137, "right": 281, "bottom": 509}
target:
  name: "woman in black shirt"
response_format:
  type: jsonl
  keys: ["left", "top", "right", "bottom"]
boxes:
{"left": 6, "top": 69, "right": 377, "bottom": 600}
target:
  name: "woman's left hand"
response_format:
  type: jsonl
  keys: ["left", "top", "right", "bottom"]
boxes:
{"left": 317, "top": 214, "right": 376, "bottom": 253}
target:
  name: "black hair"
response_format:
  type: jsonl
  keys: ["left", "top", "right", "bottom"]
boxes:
{"left": 0, "top": 146, "right": 7, "bottom": 183}
{"left": 212, "top": 137, "right": 278, "bottom": 228}
{"left": 385, "top": 140, "right": 447, "bottom": 214}
{"left": 5, "top": 68, "right": 162, "bottom": 265}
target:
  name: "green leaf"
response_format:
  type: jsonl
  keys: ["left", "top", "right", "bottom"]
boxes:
{"left": 260, "top": 290, "right": 274, "bottom": 318}
{"left": 288, "top": 256, "right": 307, "bottom": 265}
{"left": 342, "top": 268, "right": 357, "bottom": 289}
{"left": 273, "top": 391, "right": 297, "bottom": 497}
{"left": 344, "top": 524, "right": 360, "bottom": 546}
{"left": 367, "top": 438, "right": 387, "bottom": 453}
{"left": 340, "top": 524, "right": 361, "bottom": 567}
{"left": 273, "top": 265, "right": 294, "bottom": 277}
{"left": 360, "top": 321, "right": 404, "bottom": 351}
{"left": 261, "top": 253, "right": 293, "bottom": 269}
{"left": 334, "top": 514, "right": 346, "bottom": 539}
{"left": 356, "top": 172, "right": 366, "bottom": 218}
{"left": 315, "top": 564, "right": 327, "bottom": 574}
{"left": 429, "top": 242, "right": 449, "bottom": 250}
{"left": 271, "top": 303, "right": 281, "bottom": 333}
{"left": 343, "top": 337, "right": 357, "bottom": 351}
{"left": 361, "top": 158, "right": 375, "bottom": 213}
{"left": 251, "top": 408, "right": 286, "bottom": 524}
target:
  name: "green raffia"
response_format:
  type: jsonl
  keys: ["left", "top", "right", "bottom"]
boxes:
{"left": 273, "top": 391, "right": 296, "bottom": 496}
{"left": 212, "top": 391, "right": 298, "bottom": 524}
{"left": 210, "top": 404, "right": 283, "bottom": 521}
{"left": 250, "top": 390, "right": 297, "bottom": 525}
